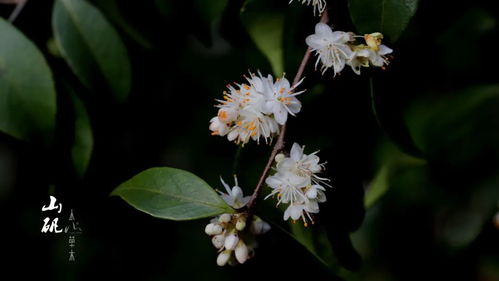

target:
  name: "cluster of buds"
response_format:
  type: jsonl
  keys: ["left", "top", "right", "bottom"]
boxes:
{"left": 265, "top": 143, "right": 330, "bottom": 226}
{"left": 306, "top": 23, "right": 393, "bottom": 76}
{"left": 205, "top": 176, "right": 271, "bottom": 266}
{"left": 205, "top": 213, "right": 270, "bottom": 266}
{"left": 209, "top": 72, "right": 304, "bottom": 145}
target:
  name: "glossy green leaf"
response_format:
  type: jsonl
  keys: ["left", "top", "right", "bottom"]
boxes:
{"left": 241, "top": 0, "right": 284, "bottom": 75}
{"left": 0, "top": 18, "right": 56, "bottom": 140}
{"left": 111, "top": 167, "right": 234, "bottom": 220}
{"left": 70, "top": 91, "right": 93, "bottom": 178}
{"left": 348, "top": 0, "right": 419, "bottom": 41}
{"left": 52, "top": 0, "right": 131, "bottom": 102}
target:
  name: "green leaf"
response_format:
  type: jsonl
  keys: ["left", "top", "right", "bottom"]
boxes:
{"left": 365, "top": 142, "right": 426, "bottom": 208}
{"left": 52, "top": 0, "right": 131, "bottom": 102}
{"left": 91, "top": 0, "right": 154, "bottom": 49}
{"left": 0, "top": 18, "right": 56, "bottom": 140}
{"left": 289, "top": 223, "right": 339, "bottom": 271}
{"left": 70, "top": 90, "right": 93, "bottom": 178}
{"left": 241, "top": 0, "right": 284, "bottom": 76}
{"left": 111, "top": 167, "right": 234, "bottom": 220}
{"left": 194, "top": 0, "right": 228, "bottom": 23}
{"left": 348, "top": 0, "right": 419, "bottom": 41}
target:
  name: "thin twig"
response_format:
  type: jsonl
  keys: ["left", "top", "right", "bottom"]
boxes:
{"left": 245, "top": 10, "right": 330, "bottom": 217}
{"left": 8, "top": 0, "right": 27, "bottom": 23}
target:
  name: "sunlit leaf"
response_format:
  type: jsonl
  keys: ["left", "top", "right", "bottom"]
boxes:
{"left": 241, "top": 0, "right": 284, "bottom": 75}
{"left": 111, "top": 167, "right": 234, "bottom": 220}
{"left": 0, "top": 18, "right": 56, "bottom": 141}
{"left": 52, "top": 0, "right": 131, "bottom": 102}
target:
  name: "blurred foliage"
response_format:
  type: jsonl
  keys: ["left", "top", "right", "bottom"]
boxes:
{"left": 0, "top": 0, "right": 498, "bottom": 280}
{"left": 0, "top": 18, "right": 56, "bottom": 141}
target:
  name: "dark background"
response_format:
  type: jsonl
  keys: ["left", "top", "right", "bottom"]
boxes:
{"left": 1, "top": 0, "right": 498, "bottom": 280}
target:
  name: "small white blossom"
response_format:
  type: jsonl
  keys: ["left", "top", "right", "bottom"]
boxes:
{"left": 306, "top": 24, "right": 394, "bottom": 76}
{"left": 289, "top": 0, "right": 327, "bottom": 16}
{"left": 210, "top": 72, "right": 304, "bottom": 145}
{"left": 265, "top": 142, "right": 330, "bottom": 226}
{"left": 306, "top": 23, "right": 355, "bottom": 76}
{"left": 347, "top": 33, "right": 393, "bottom": 74}
{"left": 219, "top": 175, "right": 250, "bottom": 209}
{"left": 263, "top": 76, "right": 304, "bottom": 125}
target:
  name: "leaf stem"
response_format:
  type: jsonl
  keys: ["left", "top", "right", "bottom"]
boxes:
{"left": 245, "top": 10, "right": 329, "bottom": 217}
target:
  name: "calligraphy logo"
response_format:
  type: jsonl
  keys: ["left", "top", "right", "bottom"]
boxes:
{"left": 41, "top": 196, "right": 83, "bottom": 261}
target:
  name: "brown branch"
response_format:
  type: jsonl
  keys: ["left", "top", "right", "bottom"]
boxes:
{"left": 7, "top": 0, "right": 27, "bottom": 23}
{"left": 244, "top": 9, "right": 329, "bottom": 217}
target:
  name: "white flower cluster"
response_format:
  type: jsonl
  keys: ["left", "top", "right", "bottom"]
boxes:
{"left": 306, "top": 23, "right": 393, "bottom": 76}
{"left": 289, "top": 0, "right": 327, "bottom": 16}
{"left": 209, "top": 72, "right": 304, "bottom": 145}
{"left": 205, "top": 177, "right": 271, "bottom": 266}
{"left": 265, "top": 143, "right": 330, "bottom": 226}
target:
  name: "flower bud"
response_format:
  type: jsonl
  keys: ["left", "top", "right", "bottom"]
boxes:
{"left": 219, "top": 213, "right": 232, "bottom": 223}
{"left": 204, "top": 223, "right": 214, "bottom": 235}
{"left": 224, "top": 233, "right": 239, "bottom": 250}
{"left": 212, "top": 234, "right": 225, "bottom": 249}
{"left": 235, "top": 241, "right": 249, "bottom": 264}
{"left": 275, "top": 153, "right": 285, "bottom": 163}
{"left": 251, "top": 217, "right": 271, "bottom": 235}
{"left": 211, "top": 224, "right": 223, "bottom": 235}
{"left": 236, "top": 220, "right": 246, "bottom": 231}
{"left": 216, "top": 250, "right": 232, "bottom": 266}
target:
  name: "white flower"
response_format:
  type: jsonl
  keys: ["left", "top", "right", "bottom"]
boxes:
{"left": 210, "top": 72, "right": 304, "bottom": 145}
{"left": 290, "top": 0, "right": 327, "bottom": 16}
{"left": 219, "top": 175, "right": 251, "bottom": 209}
{"left": 263, "top": 76, "right": 304, "bottom": 125}
{"left": 265, "top": 170, "right": 309, "bottom": 205}
{"left": 265, "top": 142, "right": 330, "bottom": 226}
{"left": 279, "top": 142, "right": 329, "bottom": 186}
{"left": 347, "top": 33, "right": 393, "bottom": 74}
{"left": 306, "top": 23, "right": 355, "bottom": 76}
